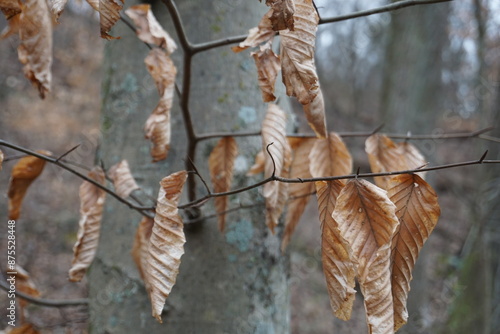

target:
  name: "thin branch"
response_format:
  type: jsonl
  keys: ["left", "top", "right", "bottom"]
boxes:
{"left": 186, "top": 157, "right": 212, "bottom": 195}
{"left": 55, "top": 144, "right": 80, "bottom": 163}
{"left": 319, "top": 0, "right": 453, "bottom": 24}
{"left": 0, "top": 279, "right": 88, "bottom": 307}
{"left": 0, "top": 140, "right": 155, "bottom": 218}
{"left": 265, "top": 142, "right": 277, "bottom": 178}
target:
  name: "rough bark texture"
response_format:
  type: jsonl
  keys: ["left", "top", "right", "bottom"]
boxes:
{"left": 89, "top": 1, "right": 290, "bottom": 333}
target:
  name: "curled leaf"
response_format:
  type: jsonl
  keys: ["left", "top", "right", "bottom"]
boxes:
{"left": 266, "top": 0, "right": 295, "bottom": 31}
{"left": 125, "top": 4, "right": 177, "bottom": 53}
{"left": 98, "top": 0, "right": 123, "bottom": 40}
{"left": 303, "top": 87, "right": 327, "bottom": 138}
{"left": 316, "top": 180, "right": 357, "bottom": 320}
{"left": 261, "top": 104, "right": 291, "bottom": 233}
{"left": 18, "top": 0, "right": 52, "bottom": 98}
{"left": 148, "top": 170, "right": 187, "bottom": 322}
{"left": 108, "top": 160, "right": 140, "bottom": 198}
{"left": 280, "top": 0, "right": 319, "bottom": 105}
{"left": 208, "top": 137, "right": 238, "bottom": 232}
{"left": 8, "top": 151, "right": 51, "bottom": 220}
{"left": 309, "top": 132, "right": 352, "bottom": 179}
{"left": 232, "top": 8, "right": 275, "bottom": 53}
{"left": 251, "top": 42, "right": 281, "bottom": 102}
{"left": 132, "top": 216, "right": 154, "bottom": 292}
{"left": 387, "top": 174, "right": 440, "bottom": 331}
{"left": 247, "top": 150, "right": 265, "bottom": 176}
{"left": 144, "top": 48, "right": 177, "bottom": 162}
{"left": 282, "top": 137, "right": 315, "bottom": 251}
{"left": 333, "top": 179, "right": 399, "bottom": 334}
{"left": 69, "top": 167, "right": 106, "bottom": 282}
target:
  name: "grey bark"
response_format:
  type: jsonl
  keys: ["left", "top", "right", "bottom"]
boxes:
{"left": 89, "top": 1, "right": 290, "bottom": 333}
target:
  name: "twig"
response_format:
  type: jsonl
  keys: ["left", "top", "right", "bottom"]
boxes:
{"left": 265, "top": 143, "right": 277, "bottom": 178}
{"left": 187, "top": 157, "right": 212, "bottom": 195}
{"left": 0, "top": 279, "right": 88, "bottom": 307}
{"left": 55, "top": 144, "right": 80, "bottom": 163}
{"left": 0, "top": 140, "right": 155, "bottom": 218}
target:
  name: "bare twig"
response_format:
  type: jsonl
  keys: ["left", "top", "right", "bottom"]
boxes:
{"left": 55, "top": 144, "right": 80, "bottom": 163}
{"left": 0, "top": 279, "right": 88, "bottom": 307}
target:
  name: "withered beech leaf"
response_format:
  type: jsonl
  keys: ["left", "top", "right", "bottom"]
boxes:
{"left": 47, "top": 0, "right": 68, "bottom": 21}
{"left": 69, "top": 166, "right": 106, "bottom": 282}
{"left": 251, "top": 42, "right": 281, "bottom": 102}
{"left": 132, "top": 216, "right": 154, "bottom": 293}
{"left": 397, "top": 141, "right": 427, "bottom": 179}
{"left": 387, "top": 174, "right": 440, "bottom": 331}
{"left": 316, "top": 180, "right": 357, "bottom": 321}
{"left": 247, "top": 150, "right": 265, "bottom": 176}
{"left": 333, "top": 179, "right": 399, "bottom": 334}
{"left": 282, "top": 137, "right": 316, "bottom": 251}
{"left": 8, "top": 151, "right": 51, "bottom": 220}
{"left": 280, "top": 0, "right": 319, "bottom": 105}
{"left": 303, "top": 87, "right": 327, "bottom": 138}
{"left": 232, "top": 9, "right": 275, "bottom": 53}
{"left": 125, "top": 4, "right": 177, "bottom": 53}
{"left": 208, "top": 137, "right": 239, "bottom": 232}
{"left": 309, "top": 132, "right": 352, "bottom": 179}
{"left": 18, "top": 0, "right": 52, "bottom": 98}
{"left": 108, "top": 160, "right": 140, "bottom": 198}
{"left": 99, "top": 0, "right": 123, "bottom": 40}
{"left": 148, "top": 170, "right": 187, "bottom": 322}
{"left": 266, "top": 0, "right": 295, "bottom": 31}
{"left": 0, "top": 0, "right": 22, "bottom": 37}
{"left": 144, "top": 48, "right": 177, "bottom": 162}
{"left": 261, "top": 103, "right": 291, "bottom": 233}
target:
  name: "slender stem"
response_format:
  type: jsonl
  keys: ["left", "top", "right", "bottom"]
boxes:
{"left": 0, "top": 279, "right": 88, "bottom": 307}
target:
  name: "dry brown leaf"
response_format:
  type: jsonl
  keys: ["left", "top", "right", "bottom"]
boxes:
{"left": 387, "top": 174, "right": 440, "bottom": 331}
{"left": 303, "top": 87, "right": 327, "bottom": 138}
{"left": 148, "top": 170, "right": 187, "bottom": 322}
{"left": 0, "top": 0, "right": 21, "bottom": 37}
{"left": 108, "top": 160, "right": 140, "bottom": 198}
{"left": 333, "top": 179, "right": 399, "bottom": 334}
{"left": 232, "top": 8, "right": 275, "bottom": 53}
{"left": 309, "top": 132, "right": 352, "bottom": 179}
{"left": 8, "top": 151, "right": 50, "bottom": 220}
{"left": 261, "top": 103, "right": 291, "bottom": 233}
{"left": 247, "top": 150, "right": 265, "bottom": 176}
{"left": 6, "top": 323, "right": 40, "bottom": 334}
{"left": 397, "top": 141, "right": 427, "bottom": 179}
{"left": 132, "top": 216, "right": 154, "bottom": 293}
{"left": 125, "top": 4, "right": 177, "bottom": 53}
{"left": 69, "top": 166, "right": 106, "bottom": 282}
{"left": 99, "top": 0, "right": 123, "bottom": 40}
{"left": 251, "top": 42, "right": 281, "bottom": 102}
{"left": 281, "top": 137, "right": 315, "bottom": 251}
{"left": 316, "top": 180, "right": 357, "bottom": 320}
{"left": 0, "top": 149, "right": 4, "bottom": 171}
{"left": 266, "top": 0, "right": 295, "bottom": 31}
{"left": 280, "top": 0, "right": 319, "bottom": 105}
{"left": 17, "top": 0, "right": 52, "bottom": 98}
{"left": 47, "top": 0, "right": 67, "bottom": 21}
{"left": 144, "top": 48, "right": 177, "bottom": 162}
{"left": 208, "top": 137, "right": 238, "bottom": 232}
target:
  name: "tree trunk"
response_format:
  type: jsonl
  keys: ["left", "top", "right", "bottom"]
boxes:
{"left": 89, "top": 1, "right": 290, "bottom": 333}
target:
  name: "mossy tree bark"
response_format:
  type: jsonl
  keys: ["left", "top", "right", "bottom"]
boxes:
{"left": 89, "top": 1, "right": 290, "bottom": 333}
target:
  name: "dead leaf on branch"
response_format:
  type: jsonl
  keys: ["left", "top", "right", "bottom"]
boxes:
{"left": 232, "top": 8, "right": 275, "bottom": 53}
{"left": 316, "top": 180, "right": 357, "bottom": 320}
{"left": 132, "top": 216, "right": 154, "bottom": 293}
{"left": 309, "top": 132, "right": 352, "bottom": 179}
{"left": 282, "top": 137, "right": 315, "bottom": 251}
{"left": 84, "top": 0, "right": 122, "bottom": 39}
{"left": 108, "top": 160, "right": 140, "bottom": 198}
{"left": 208, "top": 137, "right": 239, "bottom": 232}
{"left": 144, "top": 48, "right": 177, "bottom": 162}
{"left": 280, "top": 0, "right": 319, "bottom": 105}
{"left": 251, "top": 42, "right": 281, "bottom": 102}
{"left": 265, "top": 0, "right": 295, "bottom": 31}
{"left": 303, "top": 87, "right": 327, "bottom": 138}
{"left": 148, "top": 170, "right": 187, "bottom": 322}
{"left": 397, "top": 141, "right": 427, "bottom": 179}
{"left": 387, "top": 174, "right": 440, "bottom": 331}
{"left": 17, "top": 0, "right": 52, "bottom": 98}
{"left": 8, "top": 151, "right": 51, "bottom": 220}
{"left": 261, "top": 103, "right": 291, "bottom": 233}
{"left": 333, "top": 179, "right": 399, "bottom": 334}
{"left": 125, "top": 4, "right": 177, "bottom": 53}
{"left": 69, "top": 166, "right": 106, "bottom": 282}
